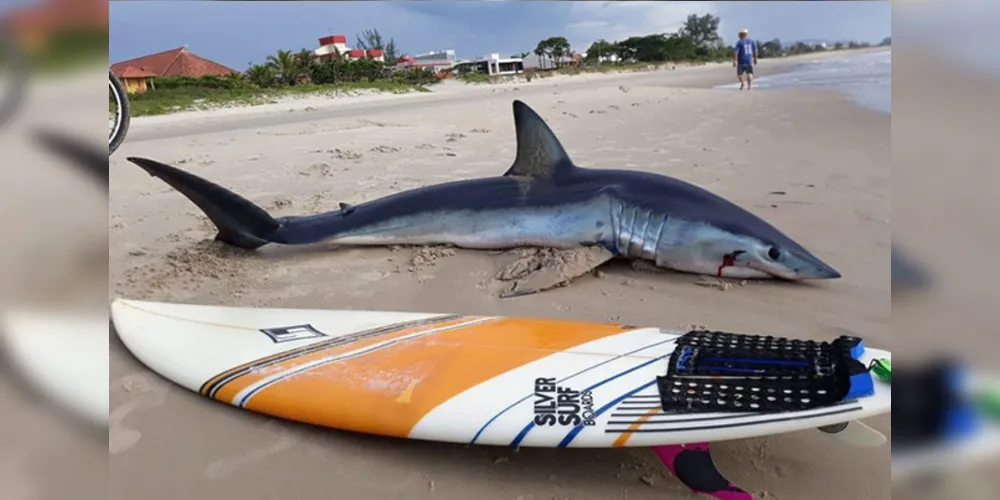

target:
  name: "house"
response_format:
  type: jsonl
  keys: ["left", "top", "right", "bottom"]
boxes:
{"left": 522, "top": 52, "right": 582, "bottom": 70}
{"left": 396, "top": 49, "right": 457, "bottom": 73}
{"left": 454, "top": 53, "right": 524, "bottom": 76}
{"left": 314, "top": 34, "right": 385, "bottom": 62}
{"left": 111, "top": 46, "right": 238, "bottom": 94}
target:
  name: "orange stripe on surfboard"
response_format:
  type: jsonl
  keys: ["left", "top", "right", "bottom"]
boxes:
{"left": 199, "top": 314, "right": 465, "bottom": 396}
{"left": 208, "top": 315, "right": 482, "bottom": 404}
{"left": 612, "top": 407, "right": 662, "bottom": 447}
{"left": 241, "top": 318, "right": 632, "bottom": 438}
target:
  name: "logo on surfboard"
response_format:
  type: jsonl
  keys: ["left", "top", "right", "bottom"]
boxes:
{"left": 259, "top": 324, "right": 328, "bottom": 343}
{"left": 532, "top": 377, "right": 596, "bottom": 427}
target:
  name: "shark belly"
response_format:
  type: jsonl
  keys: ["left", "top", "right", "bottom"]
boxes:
{"left": 327, "top": 202, "right": 612, "bottom": 250}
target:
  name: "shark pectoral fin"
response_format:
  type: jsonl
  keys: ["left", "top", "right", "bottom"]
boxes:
{"left": 497, "top": 246, "right": 615, "bottom": 298}
{"left": 502, "top": 100, "right": 576, "bottom": 182}
{"left": 338, "top": 202, "right": 356, "bottom": 216}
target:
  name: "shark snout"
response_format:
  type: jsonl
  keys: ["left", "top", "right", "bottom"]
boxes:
{"left": 794, "top": 256, "right": 842, "bottom": 280}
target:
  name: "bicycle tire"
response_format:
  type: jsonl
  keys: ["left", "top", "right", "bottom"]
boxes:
{"left": 109, "top": 70, "right": 130, "bottom": 155}
{"left": 0, "top": 22, "right": 27, "bottom": 130}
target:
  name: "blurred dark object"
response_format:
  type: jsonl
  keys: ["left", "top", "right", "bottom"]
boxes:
{"left": 109, "top": 69, "right": 130, "bottom": 154}
{"left": 892, "top": 359, "right": 978, "bottom": 451}
{"left": 34, "top": 129, "right": 107, "bottom": 188}
{"left": 892, "top": 246, "right": 931, "bottom": 292}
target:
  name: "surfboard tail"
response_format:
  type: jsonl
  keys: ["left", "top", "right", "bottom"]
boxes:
{"left": 126, "top": 157, "right": 280, "bottom": 249}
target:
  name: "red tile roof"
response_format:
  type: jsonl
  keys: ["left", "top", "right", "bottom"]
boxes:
{"left": 319, "top": 35, "right": 347, "bottom": 46}
{"left": 111, "top": 47, "right": 238, "bottom": 79}
{"left": 367, "top": 49, "right": 384, "bottom": 57}
{"left": 348, "top": 49, "right": 365, "bottom": 58}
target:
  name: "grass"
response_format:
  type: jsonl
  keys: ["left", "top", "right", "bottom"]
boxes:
{"left": 120, "top": 80, "right": 432, "bottom": 117}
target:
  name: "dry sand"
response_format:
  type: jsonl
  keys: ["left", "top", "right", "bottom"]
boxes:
{"left": 109, "top": 60, "right": 890, "bottom": 500}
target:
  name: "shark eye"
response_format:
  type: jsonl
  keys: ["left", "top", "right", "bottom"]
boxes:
{"left": 767, "top": 246, "right": 782, "bottom": 260}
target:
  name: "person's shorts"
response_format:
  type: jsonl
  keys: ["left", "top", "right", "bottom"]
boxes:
{"left": 737, "top": 63, "right": 754, "bottom": 76}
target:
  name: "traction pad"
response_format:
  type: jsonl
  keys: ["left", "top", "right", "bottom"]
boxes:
{"left": 656, "top": 331, "right": 874, "bottom": 413}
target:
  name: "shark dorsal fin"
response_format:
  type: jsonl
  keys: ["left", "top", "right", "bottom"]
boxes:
{"left": 503, "top": 100, "right": 575, "bottom": 181}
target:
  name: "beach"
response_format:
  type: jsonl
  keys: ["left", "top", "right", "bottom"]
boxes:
{"left": 109, "top": 55, "right": 890, "bottom": 500}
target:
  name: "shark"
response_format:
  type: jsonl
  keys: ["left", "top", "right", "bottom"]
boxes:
{"left": 125, "top": 99, "right": 840, "bottom": 296}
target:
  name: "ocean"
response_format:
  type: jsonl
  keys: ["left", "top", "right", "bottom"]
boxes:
{"left": 717, "top": 49, "right": 891, "bottom": 114}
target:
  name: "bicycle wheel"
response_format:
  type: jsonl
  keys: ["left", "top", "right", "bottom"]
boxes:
{"left": 0, "top": 22, "right": 26, "bottom": 129}
{"left": 109, "top": 70, "right": 130, "bottom": 155}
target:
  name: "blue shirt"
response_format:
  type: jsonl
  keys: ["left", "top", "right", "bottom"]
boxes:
{"left": 734, "top": 38, "right": 757, "bottom": 65}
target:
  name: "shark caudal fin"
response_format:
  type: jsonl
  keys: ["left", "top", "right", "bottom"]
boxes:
{"left": 503, "top": 100, "right": 576, "bottom": 182}
{"left": 126, "top": 157, "right": 280, "bottom": 249}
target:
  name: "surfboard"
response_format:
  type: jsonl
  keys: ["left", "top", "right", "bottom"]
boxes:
{"left": 1, "top": 308, "right": 109, "bottom": 428}
{"left": 110, "top": 298, "right": 891, "bottom": 448}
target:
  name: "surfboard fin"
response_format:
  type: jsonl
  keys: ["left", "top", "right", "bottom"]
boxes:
{"left": 818, "top": 420, "right": 888, "bottom": 447}
{"left": 652, "top": 443, "right": 753, "bottom": 500}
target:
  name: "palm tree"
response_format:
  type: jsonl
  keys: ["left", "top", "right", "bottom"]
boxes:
{"left": 245, "top": 64, "right": 275, "bottom": 88}
{"left": 266, "top": 49, "right": 301, "bottom": 85}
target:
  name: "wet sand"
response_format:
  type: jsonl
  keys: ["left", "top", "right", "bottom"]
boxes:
{"left": 109, "top": 62, "right": 890, "bottom": 500}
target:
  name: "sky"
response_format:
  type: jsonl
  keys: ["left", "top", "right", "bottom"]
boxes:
{"left": 109, "top": 1, "right": 891, "bottom": 70}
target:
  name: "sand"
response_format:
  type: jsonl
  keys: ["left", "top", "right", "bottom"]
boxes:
{"left": 108, "top": 59, "right": 890, "bottom": 500}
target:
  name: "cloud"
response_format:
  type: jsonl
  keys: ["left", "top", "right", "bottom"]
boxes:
{"left": 564, "top": 1, "right": 717, "bottom": 47}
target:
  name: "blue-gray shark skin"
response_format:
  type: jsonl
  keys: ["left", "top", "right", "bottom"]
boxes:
{"left": 125, "top": 100, "right": 840, "bottom": 282}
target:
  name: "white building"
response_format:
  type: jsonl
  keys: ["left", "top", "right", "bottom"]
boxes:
{"left": 396, "top": 49, "right": 457, "bottom": 73}
{"left": 458, "top": 53, "right": 524, "bottom": 76}
{"left": 521, "top": 53, "right": 581, "bottom": 70}
{"left": 314, "top": 34, "right": 385, "bottom": 62}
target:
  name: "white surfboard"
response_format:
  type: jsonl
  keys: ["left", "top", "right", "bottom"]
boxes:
{"left": 110, "top": 298, "right": 891, "bottom": 448}
{"left": 1, "top": 308, "right": 109, "bottom": 428}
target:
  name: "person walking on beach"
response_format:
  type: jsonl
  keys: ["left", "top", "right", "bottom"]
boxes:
{"left": 733, "top": 28, "right": 758, "bottom": 90}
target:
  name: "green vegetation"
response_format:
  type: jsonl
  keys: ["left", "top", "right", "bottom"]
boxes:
{"left": 122, "top": 28, "right": 440, "bottom": 117}
{"left": 9, "top": 28, "right": 108, "bottom": 75}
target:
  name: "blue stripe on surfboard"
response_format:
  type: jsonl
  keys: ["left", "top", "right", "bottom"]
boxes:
{"left": 470, "top": 337, "right": 676, "bottom": 445}
{"left": 509, "top": 352, "right": 671, "bottom": 448}
{"left": 558, "top": 380, "right": 659, "bottom": 448}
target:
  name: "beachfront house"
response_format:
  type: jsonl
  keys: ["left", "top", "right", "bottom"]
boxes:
{"left": 396, "top": 49, "right": 458, "bottom": 74}
{"left": 111, "top": 46, "right": 238, "bottom": 94}
{"left": 314, "top": 34, "right": 384, "bottom": 62}
{"left": 453, "top": 53, "right": 525, "bottom": 76}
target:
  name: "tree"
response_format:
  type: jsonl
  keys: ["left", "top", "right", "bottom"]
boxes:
{"left": 355, "top": 28, "right": 400, "bottom": 65}
{"left": 245, "top": 63, "right": 276, "bottom": 88}
{"left": 534, "top": 40, "right": 549, "bottom": 70}
{"left": 880, "top": 36, "right": 891, "bottom": 46}
{"left": 546, "top": 36, "right": 571, "bottom": 68}
{"left": 834, "top": 41, "right": 845, "bottom": 50}
{"left": 678, "top": 13, "right": 721, "bottom": 48}
{"left": 759, "top": 39, "right": 783, "bottom": 58}
{"left": 510, "top": 51, "right": 530, "bottom": 59}
{"left": 584, "top": 39, "right": 617, "bottom": 63}
{"left": 266, "top": 49, "right": 302, "bottom": 85}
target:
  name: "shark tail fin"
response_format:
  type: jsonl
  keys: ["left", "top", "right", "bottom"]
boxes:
{"left": 503, "top": 100, "right": 576, "bottom": 182}
{"left": 126, "top": 157, "right": 280, "bottom": 249}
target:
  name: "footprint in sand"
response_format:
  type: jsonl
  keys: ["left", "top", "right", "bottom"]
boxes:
{"left": 109, "top": 373, "right": 171, "bottom": 455}
{"left": 203, "top": 422, "right": 301, "bottom": 479}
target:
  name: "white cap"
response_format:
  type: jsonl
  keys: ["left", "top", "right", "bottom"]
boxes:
{"left": 739, "top": 28, "right": 749, "bottom": 35}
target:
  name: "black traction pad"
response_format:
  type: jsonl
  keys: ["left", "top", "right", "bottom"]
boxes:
{"left": 656, "top": 330, "right": 873, "bottom": 413}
